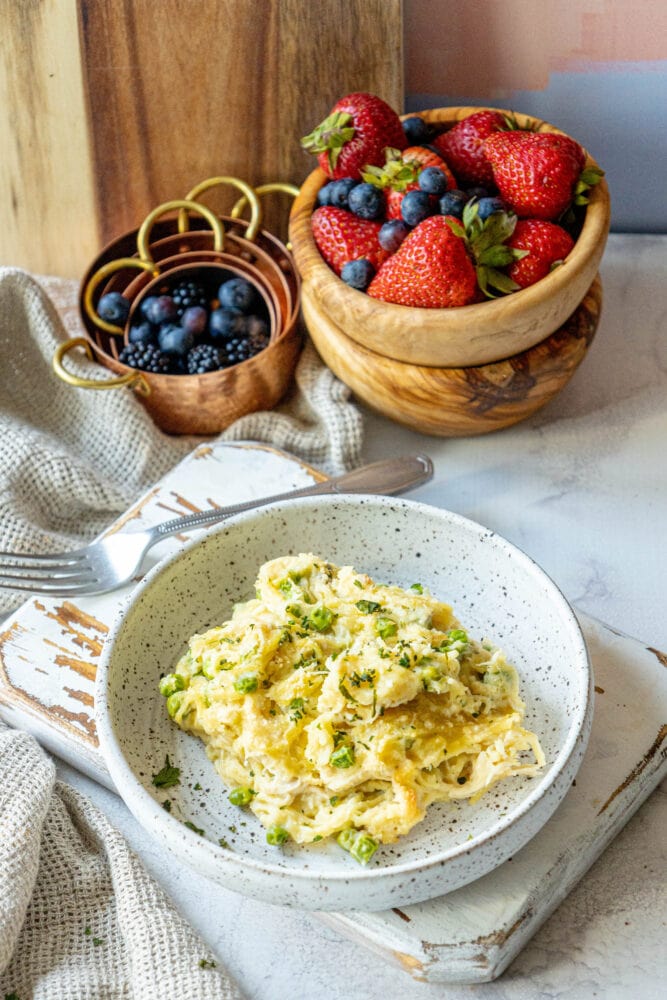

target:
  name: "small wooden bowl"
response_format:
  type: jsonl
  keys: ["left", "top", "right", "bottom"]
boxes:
{"left": 289, "top": 107, "right": 610, "bottom": 369}
{"left": 304, "top": 277, "right": 602, "bottom": 437}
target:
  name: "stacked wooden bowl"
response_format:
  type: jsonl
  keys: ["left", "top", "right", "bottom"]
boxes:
{"left": 289, "top": 107, "right": 611, "bottom": 436}
{"left": 55, "top": 183, "right": 302, "bottom": 435}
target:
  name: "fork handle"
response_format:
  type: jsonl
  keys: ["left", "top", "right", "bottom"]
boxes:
{"left": 149, "top": 454, "right": 433, "bottom": 539}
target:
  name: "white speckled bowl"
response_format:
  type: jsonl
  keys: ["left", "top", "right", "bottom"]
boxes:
{"left": 96, "top": 495, "right": 592, "bottom": 911}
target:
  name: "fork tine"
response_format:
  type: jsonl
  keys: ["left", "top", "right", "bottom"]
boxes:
{"left": 0, "top": 549, "right": 88, "bottom": 566}
{"left": 0, "top": 578, "right": 102, "bottom": 596}
{"left": 0, "top": 565, "right": 97, "bottom": 583}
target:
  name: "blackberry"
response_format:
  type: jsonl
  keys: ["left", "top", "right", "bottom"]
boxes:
{"left": 169, "top": 278, "right": 209, "bottom": 316}
{"left": 119, "top": 342, "right": 170, "bottom": 374}
{"left": 187, "top": 343, "right": 224, "bottom": 374}
{"left": 222, "top": 334, "right": 266, "bottom": 366}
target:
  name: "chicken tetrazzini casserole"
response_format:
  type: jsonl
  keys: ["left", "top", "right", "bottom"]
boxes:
{"left": 159, "top": 553, "right": 545, "bottom": 864}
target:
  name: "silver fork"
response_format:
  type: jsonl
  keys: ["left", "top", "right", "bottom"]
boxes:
{"left": 0, "top": 454, "right": 433, "bottom": 597}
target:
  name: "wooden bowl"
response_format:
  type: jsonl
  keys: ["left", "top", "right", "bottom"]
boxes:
{"left": 304, "top": 277, "right": 602, "bottom": 437}
{"left": 289, "top": 107, "right": 610, "bottom": 369}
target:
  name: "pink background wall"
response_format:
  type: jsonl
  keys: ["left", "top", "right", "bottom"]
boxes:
{"left": 404, "top": 0, "right": 667, "bottom": 231}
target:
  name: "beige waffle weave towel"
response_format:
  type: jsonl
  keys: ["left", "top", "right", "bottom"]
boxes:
{"left": 0, "top": 266, "right": 364, "bottom": 997}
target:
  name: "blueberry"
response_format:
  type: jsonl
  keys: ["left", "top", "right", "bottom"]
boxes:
{"left": 439, "top": 189, "right": 468, "bottom": 219}
{"left": 157, "top": 323, "right": 194, "bottom": 356}
{"left": 246, "top": 315, "right": 270, "bottom": 342}
{"left": 400, "top": 190, "right": 434, "bottom": 227}
{"left": 181, "top": 305, "right": 208, "bottom": 337}
{"left": 341, "top": 258, "right": 375, "bottom": 291}
{"left": 465, "top": 185, "right": 491, "bottom": 200}
{"left": 97, "top": 292, "right": 130, "bottom": 325}
{"left": 328, "top": 177, "right": 359, "bottom": 210}
{"left": 401, "top": 116, "right": 431, "bottom": 145}
{"left": 144, "top": 295, "right": 178, "bottom": 326}
{"left": 347, "top": 182, "right": 384, "bottom": 220}
{"left": 209, "top": 308, "right": 248, "bottom": 341}
{"left": 316, "top": 182, "right": 336, "bottom": 207}
{"left": 127, "top": 321, "right": 156, "bottom": 346}
{"left": 418, "top": 167, "right": 449, "bottom": 197}
{"left": 477, "top": 196, "right": 507, "bottom": 220}
{"left": 378, "top": 219, "right": 411, "bottom": 253}
{"left": 218, "top": 277, "right": 257, "bottom": 313}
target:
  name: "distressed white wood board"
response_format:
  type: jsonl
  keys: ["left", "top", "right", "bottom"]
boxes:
{"left": 0, "top": 440, "right": 665, "bottom": 985}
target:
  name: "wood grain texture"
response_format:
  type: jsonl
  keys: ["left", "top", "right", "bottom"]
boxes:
{"left": 304, "top": 277, "right": 602, "bottom": 437}
{"left": 0, "top": 0, "right": 99, "bottom": 277}
{"left": 289, "top": 107, "right": 611, "bottom": 368}
{"left": 77, "top": 0, "right": 403, "bottom": 250}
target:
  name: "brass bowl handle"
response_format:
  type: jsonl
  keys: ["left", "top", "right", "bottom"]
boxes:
{"left": 83, "top": 257, "right": 159, "bottom": 335}
{"left": 138, "top": 198, "right": 225, "bottom": 260}
{"left": 52, "top": 337, "right": 150, "bottom": 397}
{"left": 230, "top": 181, "right": 300, "bottom": 219}
{"left": 179, "top": 176, "right": 263, "bottom": 241}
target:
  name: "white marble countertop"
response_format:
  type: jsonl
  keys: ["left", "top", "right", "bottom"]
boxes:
{"left": 57, "top": 233, "right": 667, "bottom": 999}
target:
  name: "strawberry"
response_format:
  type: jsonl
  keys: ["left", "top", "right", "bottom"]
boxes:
{"left": 311, "top": 206, "right": 390, "bottom": 276}
{"left": 483, "top": 130, "right": 601, "bottom": 220}
{"left": 362, "top": 146, "right": 456, "bottom": 219}
{"left": 300, "top": 92, "right": 406, "bottom": 180}
{"left": 367, "top": 215, "right": 477, "bottom": 308}
{"left": 505, "top": 219, "right": 575, "bottom": 288}
{"left": 432, "top": 110, "right": 510, "bottom": 186}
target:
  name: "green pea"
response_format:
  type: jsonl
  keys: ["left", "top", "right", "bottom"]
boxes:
{"left": 159, "top": 673, "right": 186, "bottom": 698}
{"left": 228, "top": 786, "right": 255, "bottom": 806}
{"left": 166, "top": 691, "right": 184, "bottom": 718}
{"left": 355, "top": 599, "right": 381, "bottom": 614}
{"left": 266, "top": 824, "right": 289, "bottom": 845}
{"left": 234, "top": 673, "right": 258, "bottom": 693}
{"left": 337, "top": 828, "right": 379, "bottom": 865}
{"left": 375, "top": 617, "right": 397, "bottom": 640}
{"left": 306, "top": 606, "right": 334, "bottom": 632}
{"left": 330, "top": 744, "right": 355, "bottom": 768}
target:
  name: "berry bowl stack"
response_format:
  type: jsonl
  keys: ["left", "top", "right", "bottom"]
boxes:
{"left": 55, "top": 183, "right": 302, "bottom": 435}
{"left": 289, "top": 101, "right": 610, "bottom": 436}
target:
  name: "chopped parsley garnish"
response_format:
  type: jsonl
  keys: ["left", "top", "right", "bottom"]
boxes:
{"left": 92, "top": 937, "right": 104, "bottom": 947}
{"left": 151, "top": 754, "right": 181, "bottom": 789}
{"left": 84, "top": 927, "right": 91, "bottom": 935}
{"left": 288, "top": 697, "right": 306, "bottom": 722}
{"left": 162, "top": 799, "right": 172, "bottom": 812}
{"left": 398, "top": 653, "right": 411, "bottom": 668}
{"left": 353, "top": 579, "right": 363, "bottom": 588}
{"left": 219, "top": 837, "right": 230, "bottom": 849}
{"left": 330, "top": 744, "right": 355, "bottom": 768}
{"left": 338, "top": 679, "right": 358, "bottom": 702}
{"left": 329, "top": 795, "right": 339, "bottom": 805}
{"left": 184, "top": 820, "right": 205, "bottom": 836}
{"left": 410, "top": 582, "right": 424, "bottom": 593}
{"left": 199, "top": 958, "right": 217, "bottom": 969}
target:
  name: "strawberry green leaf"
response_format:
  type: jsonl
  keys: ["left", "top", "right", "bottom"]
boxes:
{"left": 478, "top": 246, "right": 520, "bottom": 268}
{"left": 444, "top": 218, "right": 466, "bottom": 239}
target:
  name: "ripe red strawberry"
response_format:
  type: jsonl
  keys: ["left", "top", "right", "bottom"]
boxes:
{"left": 300, "top": 93, "right": 406, "bottom": 180}
{"left": 311, "top": 206, "right": 390, "bottom": 276}
{"left": 505, "top": 219, "right": 575, "bottom": 288}
{"left": 484, "top": 130, "right": 591, "bottom": 220}
{"left": 367, "top": 215, "right": 477, "bottom": 308}
{"left": 432, "top": 110, "right": 509, "bottom": 186}
{"left": 362, "top": 146, "right": 456, "bottom": 219}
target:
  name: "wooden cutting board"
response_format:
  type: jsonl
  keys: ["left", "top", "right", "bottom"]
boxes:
{"left": 0, "top": 0, "right": 403, "bottom": 277}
